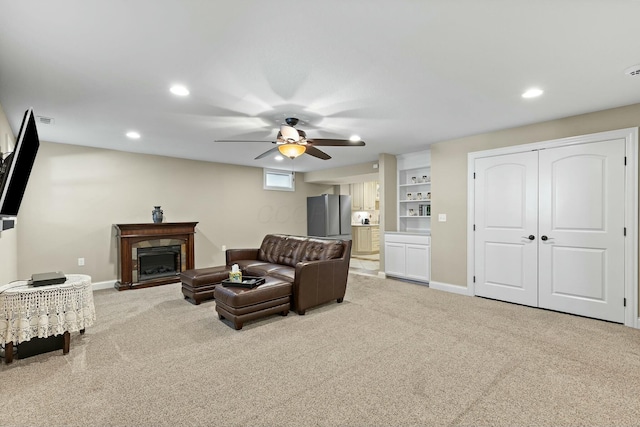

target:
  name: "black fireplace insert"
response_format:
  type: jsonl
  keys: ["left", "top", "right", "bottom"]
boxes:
{"left": 137, "top": 245, "right": 181, "bottom": 281}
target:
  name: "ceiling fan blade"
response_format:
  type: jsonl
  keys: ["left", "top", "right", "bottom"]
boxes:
{"left": 280, "top": 125, "right": 300, "bottom": 142}
{"left": 305, "top": 146, "right": 332, "bottom": 160}
{"left": 214, "top": 139, "right": 276, "bottom": 143}
{"left": 254, "top": 146, "right": 281, "bottom": 160}
{"left": 307, "top": 138, "right": 366, "bottom": 147}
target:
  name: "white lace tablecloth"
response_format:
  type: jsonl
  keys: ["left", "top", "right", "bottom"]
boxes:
{"left": 0, "top": 274, "right": 96, "bottom": 345}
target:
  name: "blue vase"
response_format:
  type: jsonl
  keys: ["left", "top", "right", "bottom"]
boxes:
{"left": 152, "top": 206, "right": 163, "bottom": 223}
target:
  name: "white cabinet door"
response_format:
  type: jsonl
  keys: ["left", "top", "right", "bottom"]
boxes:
{"left": 364, "top": 182, "right": 377, "bottom": 210}
{"left": 384, "top": 242, "right": 406, "bottom": 276}
{"left": 538, "top": 139, "right": 626, "bottom": 323}
{"left": 405, "top": 244, "right": 430, "bottom": 281}
{"left": 371, "top": 227, "right": 380, "bottom": 251}
{"left": 474, "top": 151, "right": 539, "bottom": 306}
{"left": 351, "top": 226, "right": 360, "bottom": 252}
{"left": 384, "top": 235, "right": 430, "bottom": 282}
{"left": 351, "top": 183, "right": 364, "bottom": 210}
{"left": 354, "top": 227, "right": 372, "bottom": 253}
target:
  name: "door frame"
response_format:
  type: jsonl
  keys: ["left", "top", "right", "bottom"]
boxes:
{"left": 466, "top": 128, "right": 638, "bottom": 328}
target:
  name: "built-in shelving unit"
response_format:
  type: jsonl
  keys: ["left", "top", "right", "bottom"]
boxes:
{"left": 397, "top": 157, "right": 431, "bottom": 233}
{"left": 385, "top": 150, "right": 431, "bottom": 282}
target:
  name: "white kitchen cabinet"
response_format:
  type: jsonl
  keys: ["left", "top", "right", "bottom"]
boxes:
{"left": 384, "top": 233, "right": 430, "bottom": 283}
{"left": 352, "top": 225, "right": 379, "bottom": 254}
{"left": 405, "top": 243, "right": 430, "bottom": 281}
{"left": 351, "top": 183, "right": 364, "bottom": 210}
{"left": 384, "top": 241, "right": 406, "bottom": 276}
{"left": 363, "top": 182, "right": 378, "bottom": 210}
{"left": 351, "top": 181, "right": 378, "bottom": 211}
{"left": 371, "top": 226, "right": 380, "bottom": 252}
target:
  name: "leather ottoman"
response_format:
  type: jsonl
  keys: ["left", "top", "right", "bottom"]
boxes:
{"left": 180, "top": 266, "right": 231, "bottom": 305}
{"left": 214, "top": 277, "right": 292, "bottom": 330}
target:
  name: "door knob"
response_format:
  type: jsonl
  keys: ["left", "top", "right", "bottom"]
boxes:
{"left": 541, "top": 235, "right": 548, "bottom": 241}
{"left": 523, "top": 235, "right": 535, "bottom": 240}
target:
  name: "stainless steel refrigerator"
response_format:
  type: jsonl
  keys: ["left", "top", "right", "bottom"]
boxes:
{"left": 307, "top": 194, "right": 352, "bottom": 239}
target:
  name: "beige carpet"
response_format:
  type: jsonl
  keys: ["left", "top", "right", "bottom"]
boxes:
{"left": 2, "top": 274, "right": 640, "bottom": 426}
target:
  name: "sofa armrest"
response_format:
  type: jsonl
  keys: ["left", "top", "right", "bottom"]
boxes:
{"left": 293, "top": 257, "right": 349, "bottom": 315}
{"left": 226, "top": 248, "right": 259, "bottom": 265}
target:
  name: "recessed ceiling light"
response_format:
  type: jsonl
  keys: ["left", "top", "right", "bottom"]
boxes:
{"left": 170, "top": 84, "right": 190, "bottom": 96}
{"left": 522, "top": 88, "right": 544, "bottom": 99}
{"left": 275, "top": 155, "right": 284, "bottom": 161}
{"left": 349, "top": 135, "right": 361, "bottom": 142}
{"left": 126, "top": 131, "right": 141, "bottom": 139}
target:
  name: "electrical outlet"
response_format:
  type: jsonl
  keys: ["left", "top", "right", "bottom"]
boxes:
{"left": 78, "top": 257, "right": 85, "bottom": 266}
{"left": 438, "top": 214, "right": 447, "bottom": 222}
{"left": 221, "top": 245, "right": 226, "bottom": 252}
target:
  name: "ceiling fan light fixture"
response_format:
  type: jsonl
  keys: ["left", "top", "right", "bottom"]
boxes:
{"left": 278, "top": 143, "right": 306, "bottom": 159}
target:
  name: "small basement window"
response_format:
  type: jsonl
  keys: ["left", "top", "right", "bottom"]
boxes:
{"left": 264, "top": 169, "right": 295, "bottom": 192}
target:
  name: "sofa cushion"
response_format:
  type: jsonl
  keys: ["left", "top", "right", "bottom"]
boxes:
{"left": 257, "top": 234, "right": 286, "bottom": 263}
{"left": 276, "top": 235, "right": 309, "bottom": 267}
{"left": 300, "top": 238, "right": 344, "bottom": 262}
{"left": 234, "top": 260, "right": 269, "bottom": 272}
{"left": 267, "top": 266, "right": 296, "bottom": 282}
{"left": 245, "top": 263, "right": 286, "bottom": 277}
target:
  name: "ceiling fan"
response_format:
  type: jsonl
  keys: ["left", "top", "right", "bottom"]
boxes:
{"left": 214, "top": 117, "right": 365, "bottom": 160}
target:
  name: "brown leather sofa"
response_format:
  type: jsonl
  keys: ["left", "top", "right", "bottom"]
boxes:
{"left": 225, "top": 234, "right": 352, "bottom": 315}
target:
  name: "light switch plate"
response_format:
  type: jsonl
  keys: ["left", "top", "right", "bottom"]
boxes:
{"left": 438, "top": 214, "right": 447, "bottom": 222}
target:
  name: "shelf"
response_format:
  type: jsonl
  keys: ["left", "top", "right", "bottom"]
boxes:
{"left": 400, "top": 215, "right": 431, "bottom": 218}
{"left": 399, "top": 182, "right": 431, "bottom": 188}
{"left": 400, "top": 199, "right": 431, "bottom": 203}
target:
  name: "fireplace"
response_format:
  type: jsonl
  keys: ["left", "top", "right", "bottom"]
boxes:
{"left": 114, "top": 222, "right": 198, "bottom": 290}
{"left": 138, "top": 245, "right": 181, "bottom": 281}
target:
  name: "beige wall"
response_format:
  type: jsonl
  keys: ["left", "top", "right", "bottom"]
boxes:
{"left": 0, "top": 103, "right": 18, "bottom": 283}
{"left": 304, "top": 160, "right": 379, "bottom": 183}
{"left": 378, "top": 153, "right": 397, "bottom": 234}
{"left": 431, "top": 102, "right": 640, "bottom": 288}
{"left": 377, "top": 153, "right": 397, "bottom": 270}
{"left": 15, "top": 141, "right": 332, "bottom": 283}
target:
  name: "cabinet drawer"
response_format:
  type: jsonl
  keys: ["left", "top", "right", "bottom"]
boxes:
{"left": 385, "top": 233, "right": 430, "bottom": 245}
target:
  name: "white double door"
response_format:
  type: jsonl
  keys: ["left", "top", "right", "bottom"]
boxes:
{"left": 474, "top": 138, "right": 626, "bottom": 323}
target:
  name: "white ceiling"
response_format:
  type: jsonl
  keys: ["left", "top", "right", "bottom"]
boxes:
{"left": 1, "top": 1, "right": 640, "bottom": 173}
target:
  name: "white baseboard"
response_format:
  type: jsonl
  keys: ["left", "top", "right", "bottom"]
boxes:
{"left": 429, "top": 281, "right": 473, "bottom": 296}
{"left": 92, "top": 279, "right": 116, "bottom": 291}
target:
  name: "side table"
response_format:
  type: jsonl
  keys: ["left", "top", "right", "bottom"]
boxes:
{"left": 0, "top": 274, "right": 96, "bottom": 364}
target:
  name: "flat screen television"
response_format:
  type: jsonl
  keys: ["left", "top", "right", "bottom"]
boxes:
{"left": 0, "top": 108, "right": 40, "bottom": 217}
